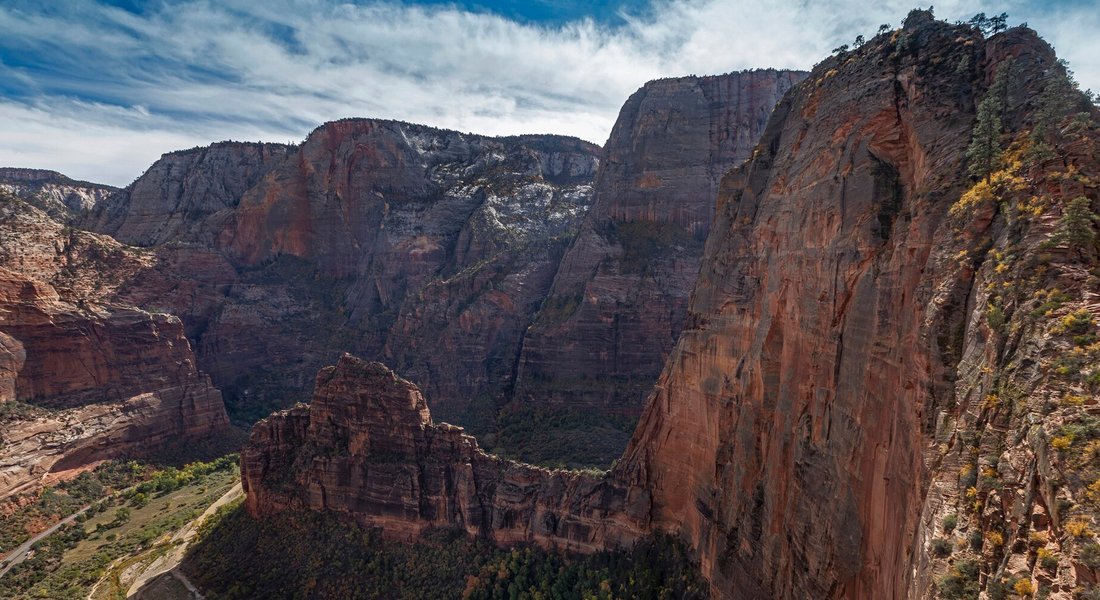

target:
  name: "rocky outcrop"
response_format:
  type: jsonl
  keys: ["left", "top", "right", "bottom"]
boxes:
{"left": 85, "top": 141, "right": 295, "bottom": 247}
{"left": 514, "top": 69, "right": 806, "bottom": 418}
{"left": 244, "top": 14, "right": 1100, "bottom": 600}
{"left": 0, "top": 192, "right": 231, "bottom": 498}
{"left": 615, "top": 14, "right": 1100, "bottom": 599}
{"left": 242, "top": 354, "right": 641, "bottom": 549}
{"left": 103, "top": 121, "right": 600, "bottom": 423}
{"left": 0, "top": 268, "right": 231, "bottom": 499}
{"left": 0, "top": 167, "right": 117, "bottom": 220}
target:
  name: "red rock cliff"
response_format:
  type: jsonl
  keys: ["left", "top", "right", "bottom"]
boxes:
{"left": 245, "top": 14, "right": 1100, "bottom": 600}
{"left": 515, "top": 69, "right": 806, "bottom": 419}
{"left": 242, "top": 354, "right": 642, "bottom": 550}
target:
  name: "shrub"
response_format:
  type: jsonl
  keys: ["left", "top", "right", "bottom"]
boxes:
{"left": 1066, "top": 518, "right": 1094, "bottom": 538}
{"left": 1013, "top": 577, "right": 1035, "bottom": 596}
{"left": 1082, "top": 543, "right": 1100, "bottom": 569}
{"left": 1038, "top": 547, "right": 1059, "bottom": 570}
{"left": 938, "top": 559, "right": 980, "bottom": 600}
{"left": 970, "top": 529, "right": 984, "bottom": 551}
{"left": 943, "top": 513, "right": 959, "bottom": 533}
{"left": 932, "top": 537, "right": 954, "bottom": 557}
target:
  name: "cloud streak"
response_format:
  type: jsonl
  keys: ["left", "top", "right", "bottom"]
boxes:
{"left": 0, "top": 0, "right": 1096, "bottom": 186}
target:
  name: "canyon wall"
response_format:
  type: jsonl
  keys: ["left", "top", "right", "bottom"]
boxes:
{"left": 515, "top": 70, "right": 807, "bottom": 417}
{"left": 0, "top": 167, "right": 117, "bottom": 221}
{"left": 0, "top": 194, "right": 231, "bottom": 499}
{"left": 242, "top": 354, "right": 642, "bottom": 550}
{"left": 244, "top": 13, "right": 1100, "bottom": 599}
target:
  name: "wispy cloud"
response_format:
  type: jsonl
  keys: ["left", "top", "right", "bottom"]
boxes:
{"left": 0, "top": 0, "right": 1096, "bottom": 186}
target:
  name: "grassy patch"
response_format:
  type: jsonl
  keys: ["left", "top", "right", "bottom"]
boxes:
{"left": 0, "top": 459, "right": 238, "bottom": 600}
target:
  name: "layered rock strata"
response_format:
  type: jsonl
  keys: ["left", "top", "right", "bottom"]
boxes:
{"left": 515, "top": 69, "right": 806, "bottom": 416}
{"left": 0, "top": 268, "right": 230, "bottom": 499}
{"left": 242, "top": 354, "right": 640, "bottom": 549}
{"left": 0, "top": 167, "right": 117, "bottom": 220}
{"left": 245, "top": 14, "right": 1100, "bottom": 600}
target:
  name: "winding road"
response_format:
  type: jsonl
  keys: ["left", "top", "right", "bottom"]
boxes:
{"left": 0, "top": 505, "right": 91, "bottom": 579}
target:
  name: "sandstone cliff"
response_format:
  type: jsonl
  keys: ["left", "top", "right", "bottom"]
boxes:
{"left": 0, "top": 268, "right": 230, "bottom": 499}
{"left": 242, "top": 354, "right": 640, "bottom": 549}
{"left": 514, "top": 69, "right": 806, "bottom": 424}
{"left": 244, "top": 13, "right": 1100, "bottom": 600}
{"left": 85, "top": 141, "right": 295, "bottom": 246}
{"left": 76, "top": 121, "right": 601, "bottom": 425}
{"left": 0, "top": 168, "right": 117, "bottom": 221}
{"left": 0, "top": 192, "right": 231, "bottom": 499}
{"left": 616, "top": 13, "right": 1100, "bottom": 599}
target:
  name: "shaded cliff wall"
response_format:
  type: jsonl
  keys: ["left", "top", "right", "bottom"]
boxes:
{"left": 244, "top": 13, "right": 1100, "bottom": 600}
{"left": 515, "top": 70, "right": 807, "bottom": 418}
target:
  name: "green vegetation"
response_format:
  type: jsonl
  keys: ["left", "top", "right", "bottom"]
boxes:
{"left": 966, "top": 63, "right": 1009, "bottom": 181}
{"left": 0, "top": 457, "right": 237, "bottom": 599}
{"left": 0, "top": 461, "right": 147, "bottom": 555}
{"left": 942, "top": 513, "right": 958, "bottom": 533}
{"left": 938, "top": 559, "right": 981, "bottom": 600}
{"left": 184, "top": 504, "right": 707, "bottom": 600}
{"left": 492, "top": 405, "right": 636, "bottom": 469}
{"left": 1053, "top": 196, "right": 1099, "bottom": 256}
{"left": 932, "top": 537, "right": 953, "bottom": 557}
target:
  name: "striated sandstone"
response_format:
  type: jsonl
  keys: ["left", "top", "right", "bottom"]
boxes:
{"left": 515, "top": 69, "right": 807, "bottom": 418}
{"left": 0, "top": 267, "right": 230, "bottom": 498}
{"left": 242, "top": 354, "right": 642, "bottom": 549}
{"left": 0, "top": 167, "right": 117, "bottom": 221}
{"left": 85, "top": 141, "right": 295, "bottom": 247}
{"left": 244, "top": 14, "right": 1100, "bottom": 600}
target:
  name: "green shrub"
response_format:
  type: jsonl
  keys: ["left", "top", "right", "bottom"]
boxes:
{"left": 932, "top": 538, "right": 953, "bottom": 557}
{"left": 943, "top": 513, "right": 959, "bottom": 533}
{"left": 938, "top": 559, "right": 981, "bottom": 600}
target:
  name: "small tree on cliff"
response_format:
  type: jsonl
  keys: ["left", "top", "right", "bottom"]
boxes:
{"left": 1053, "top": 196, "right": 1100, "bottom": 258}
{"left": 967, "top": 65, "right": 1010, "bottom": 181}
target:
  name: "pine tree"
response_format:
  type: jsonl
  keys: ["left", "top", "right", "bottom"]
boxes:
{"left": 967, "top": 66, "right": 1009, "bottom": 181}
{"left": 1054, "top": 196, "right": 1099, "bottom": 257}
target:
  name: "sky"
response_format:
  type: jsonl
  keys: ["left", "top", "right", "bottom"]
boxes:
{"left": 0, "top": 0, "right": 1097, "bottom": 187}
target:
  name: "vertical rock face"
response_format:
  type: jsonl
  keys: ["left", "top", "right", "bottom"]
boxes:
{"left": 0, "top": 168, "right": 117, "bottom": 220}
{"left": 618, "top": 15, "right": 1100, "bottom": 599}
{"left": 244, "top": 14, "right": 1100, "bottom": 600}
{"left": 65, "top": 122, "right": 600, "bottom": 424}
{"left": 515, "top": 70, "right": 806, "bottom": 416}
{"left": 85, "top": 141, "right": 296, "bottom": 246}
{"left": 242, "top": 354, "right": 640, "bottom": 549}
{"left": 0, "top": 191, "right": 231, "bottom": 499}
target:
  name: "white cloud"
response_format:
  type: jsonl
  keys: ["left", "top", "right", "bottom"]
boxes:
{"left": 0, "top": 0, "right": 1096, "bottom": 186}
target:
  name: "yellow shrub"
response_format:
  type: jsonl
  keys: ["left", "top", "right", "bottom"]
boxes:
{"left": 1088, "top": 478, "right": 1100, "bottom": 506}
{"left": 1051, "top": 435, "right": 1073, "bottom": 450}
{"left": 966, "top": 486, "right": 978, "bottom": 498}
{"left": 1065, "top": 519, "right": 1094, "bottom": 538}
{"left": 1062, "top": 394, "right": 1087, "bottom": 406}
{"left": 1013, "top": 578, "right": 1034, "bottom": 596}
{"left": 987, "top": 531, "right": 1004, "bottom": 547}
{"left": 982, "top": 394, "right": 1001, "bottom": 409}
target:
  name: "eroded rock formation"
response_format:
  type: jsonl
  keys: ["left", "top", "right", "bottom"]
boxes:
{"left": 242, "top": 354, "right": 641, "bottom": 550}
{"left": 0, "top": 268, "right": 230, "bottom": 499}
{"left": 0, "top": 167, "right": 117, "bottom": 221}
{"left": 515, "top": 69, "right": 806, "bottom": 418}
{"left": 244, "top": 14, "right": 1100, "bottom": 600}
{"left": 0, "top": 192, "right": 231, "bottom": 499}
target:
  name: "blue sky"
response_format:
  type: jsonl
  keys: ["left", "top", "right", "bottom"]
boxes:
{"left": 1, "top": 0, "right": 1098, "bottom": 186}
